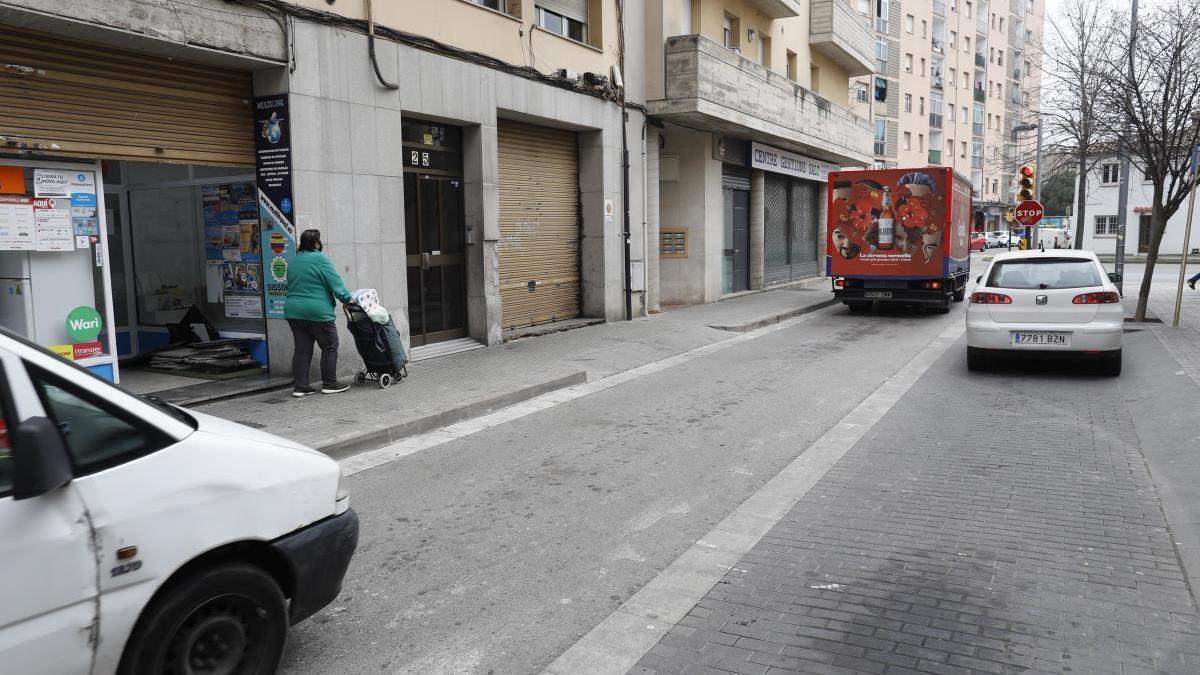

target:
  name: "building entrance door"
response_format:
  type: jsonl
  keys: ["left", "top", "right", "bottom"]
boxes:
{"left": 729, "top": 189, "right": 750, "bottom": 292}
{"left": 405, "top": 173, "right": 467, "bottom": 347}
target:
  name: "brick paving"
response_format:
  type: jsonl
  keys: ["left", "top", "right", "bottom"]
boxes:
{"left": 633, "top": 346, "right": 1200, "bottom": 674}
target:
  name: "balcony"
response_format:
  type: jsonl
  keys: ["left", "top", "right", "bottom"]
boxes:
{"left": 930, "top": 113, "right": 943, "bottom": 129}
{"left": 929, "top": 149, "right": 943, "bottom": 164}
{"left": 649, "top": 35, "right": 873, "bottom": 165}
{"left": 810, "top": 0, "right": 875, "bottom": 77}
{"left": 974, "top": 87, "right": 986, "bottom": 102}
{"left": 975, "top": 53, "right": 986, "bottom": 68}
{"left": 933, "top": 0, "right": 946, "bottom": 17}
{"left": 743, "top": 0, "right": 803, "bottom": 19}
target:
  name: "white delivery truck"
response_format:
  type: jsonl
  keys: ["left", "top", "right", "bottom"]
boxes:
{"left": 0, "top": 326, "right": 358, "bottom": 675}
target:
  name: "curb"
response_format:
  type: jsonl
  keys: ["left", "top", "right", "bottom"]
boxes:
{"left": 706, "top": 298, "right": 839, "bottom": 333}
{"left": 318, "top": 370, "right": 588, "bottom": 459}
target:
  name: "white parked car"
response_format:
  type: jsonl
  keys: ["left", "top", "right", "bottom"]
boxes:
{"left": 0, "top": 327, "right": 358, "bottom": 674}
{"left": 984, "top": 231, "right": 1010, "bottom": 248}
{"left": 966, "top": 250, "right": 1124, "bottom": 375}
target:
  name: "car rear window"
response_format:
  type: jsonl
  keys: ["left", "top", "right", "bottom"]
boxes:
{"left": 987, "top": 258, "right": 1103, "bottom": 289}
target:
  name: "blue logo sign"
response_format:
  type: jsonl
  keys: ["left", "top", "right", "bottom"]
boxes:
{"left": 280, "top": 197, "right": 292, "bottom": 214}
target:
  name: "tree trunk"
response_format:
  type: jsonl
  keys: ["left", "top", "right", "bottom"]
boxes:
{"left": 1073, "top": 152, "right": 1087, "bottom": 249}
{"left": 1135, "top": 190, "right": 1168, "bottom": 321}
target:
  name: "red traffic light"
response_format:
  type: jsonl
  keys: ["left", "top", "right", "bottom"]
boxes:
{"left": 1019, "top": 165, "right": 1035, "bottom": 178}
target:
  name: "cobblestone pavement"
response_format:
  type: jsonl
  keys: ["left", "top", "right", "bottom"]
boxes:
{"left": 633, "top": 339, "right": 1200, "bottom": 675}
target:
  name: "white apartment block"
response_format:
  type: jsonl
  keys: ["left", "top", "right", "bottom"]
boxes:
{"left": 1075, "top": 158, "right": 1200, "bottom": 258}
{"left": 849, "top": 0, "right": 1043, "bottom": 229}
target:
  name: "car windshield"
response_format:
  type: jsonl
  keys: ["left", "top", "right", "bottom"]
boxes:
{"left": 987, "top": 258, "right": 1103, "bottom": 289}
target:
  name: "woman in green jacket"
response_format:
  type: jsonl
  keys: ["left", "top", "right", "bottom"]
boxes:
{"left": 286, "top": 229, "right": 353, "bottom": 396}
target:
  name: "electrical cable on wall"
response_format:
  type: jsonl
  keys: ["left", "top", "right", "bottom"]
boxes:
{"left": 228, "top": 0, "right": 623, "bottom": 103}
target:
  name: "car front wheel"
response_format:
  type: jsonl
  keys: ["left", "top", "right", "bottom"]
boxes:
{"left": 118, "top": 563, "right": 288, "bottom": 675}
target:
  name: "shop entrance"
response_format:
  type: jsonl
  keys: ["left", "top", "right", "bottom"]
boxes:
{"left": 722, "top": 168, "right": 751, "bottom": 294}
{"left": 403, "top": 121, "right": 467, "bottom": 347}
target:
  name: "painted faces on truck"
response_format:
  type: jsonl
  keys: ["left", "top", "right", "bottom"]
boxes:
{"left": 922, "top": 229, "right": 943, "bottom": 264}
{"left": 832, "top": 225, "right": 860, "bottom": 259}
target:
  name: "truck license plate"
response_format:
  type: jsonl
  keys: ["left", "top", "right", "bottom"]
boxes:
{"left": 1011, "top": 332, "right": 1069, "bottom": 346}
{"left": 864, "top": 291, "right": 892, "bottom": 299}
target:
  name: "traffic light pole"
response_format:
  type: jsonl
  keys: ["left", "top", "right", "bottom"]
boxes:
{"left": 1032, "top": 123, "right": 1043, "bottom": 249}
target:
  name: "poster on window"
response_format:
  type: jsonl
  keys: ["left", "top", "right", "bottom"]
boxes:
{"left": 254, "top": 94, "right": 297, "bottom": 320}
{"left": 33, "top": 198, "right": 73, "bottom": 251}
{"left": 0, "top": 195, "right": 35, "bottom": 250}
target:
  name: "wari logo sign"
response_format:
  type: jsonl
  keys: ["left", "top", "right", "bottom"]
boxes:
{"left": 66, "top": 305, "right": 102, "bottom": 342}
{"left": 749, "top": 143, "right": 837, "bottom": 182}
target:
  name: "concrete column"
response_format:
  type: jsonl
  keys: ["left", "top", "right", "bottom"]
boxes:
{"left": 817, "top": 179, "right": 829, "bottom": 277}
{"left": 646, "top": 126, "right": 661, "bottom": 312}
{"left": 750, "top": 169, "right": 765, "bottom": 290}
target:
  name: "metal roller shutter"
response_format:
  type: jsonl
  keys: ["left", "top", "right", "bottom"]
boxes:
{"left": 764, "top": 175, "right": 791, "bottom": 286}
{"left": 498, "top": 120, "right": 580, "bottom": 330}
{"left": 0, "top": 26, "right": 254, "bottom": 166}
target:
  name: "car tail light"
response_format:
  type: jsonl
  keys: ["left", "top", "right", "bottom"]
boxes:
{"left": 924, "top": 280, "right": 942, "bottom": 289}
{"left": 971, "top": 292, "right": 1012, "bottom": 304}
{"left": 1072, "top": 292, "right": 1121, "bottom": 304}
{"left": 833, "top": 277, "right": 845, "bottom": 289}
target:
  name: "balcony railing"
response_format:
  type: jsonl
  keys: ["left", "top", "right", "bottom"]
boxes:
{"left": 929, "top": 113, "right": 943, "bottom": 129}
{"left": 875, "top": 17, "right": 888, "bottom": 33}
{"left": 933, "top": 0, "right": 946, "bottom": 17}
{"left": 929, "top": 149, "right": 943, "bottom": 164}
{"left": 971, "top": 155, "right": 983, "bottom": 169}
{"left": 875, "top": 141, "right": 887, "bottom": 156}
{"left": 651, "top": 35, "right": 873, "bottom": 164}
{"left": 809, "top": 0, "right": 875, "bottom": 77}
{"left": 973, "top": 122, "right": 984, "bottom": 136}
{"left": 974, "top": 88, "right": 986, "bottom": 102}
{"left": 975, "top": 53, "right": 985, "bottom": 68}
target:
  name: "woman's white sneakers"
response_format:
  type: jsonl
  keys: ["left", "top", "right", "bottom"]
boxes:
{"left": 321, "top": 381, "right": 351, "bottom": 394}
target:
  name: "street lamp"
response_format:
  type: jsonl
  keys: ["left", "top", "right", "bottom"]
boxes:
{"left": 1012, "top": 121, "right": 1042, "bottom": 249}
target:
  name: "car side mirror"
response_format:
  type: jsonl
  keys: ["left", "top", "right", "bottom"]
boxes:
{"left": 1108, "top": 272, "right": 1122, "bottom": 283}
{"left": 11, "top": 416, "right": 73, "bottom": 501}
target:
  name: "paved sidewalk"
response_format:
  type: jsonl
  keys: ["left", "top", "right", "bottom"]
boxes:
{"left": 631, "top": 332, "right": 1200, "bottom": 675}
{"left": 193, "top": 288, "right": 835, "bottom": 456}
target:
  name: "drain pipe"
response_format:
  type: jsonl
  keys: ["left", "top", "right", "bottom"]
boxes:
{"left": 366, "top": 0, "right": 399, "bottom": 90}
{"left": 622, "top": 107, "right": 632, "bottom": 321}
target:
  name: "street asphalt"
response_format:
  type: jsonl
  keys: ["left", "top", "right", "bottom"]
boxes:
{"left": 269, "top": 254, "right": 1200, "bottom": 674}
{"left": 278, "top": 300, "right": 964, "bottom": 674}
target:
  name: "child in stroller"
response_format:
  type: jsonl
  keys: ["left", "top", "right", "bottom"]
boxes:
{"left": 344, "top": 297, "right": 408, "bottom": 389}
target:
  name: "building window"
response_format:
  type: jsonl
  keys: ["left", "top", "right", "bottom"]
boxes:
{"left": 965, "top": 1, "right": 972, "bottom": 19}
{"left": 876, "top": 0, "right": 890, "bottom": 33}
{"left": 876, "top": 39, "right": 889, "bottom": 72}
{"left": 1101, "top": 163, "right": 1121, "bottom": 185}
{"left": 875, "top": 119, "right": 887, "bottom": 156}
{"left": 961, "top": 141, "right": 967, "bottom": 158}
{"left": 919, "top": 134, "right": 925, "bottom": 152}
{"left": 948, "top": 106, "right": 955, "bottom": 121}
{"left": 949, "top": 30, "right": 957, "bottom": 49}
{"left": 536, "top": 5, "right": 586, "bottom": 42}
{"left": 1095, "top": 215, "right": 1118, "bottom": 236}
{"left": 723, "top": 14, "right": 739, "bottom": 49}
{"left": 998, "top": 50, "right": 1004, "bottom": 66}
{"left": 965, "top": 36, "right": 971, "bottom": 53}
{"left": 758, "top": 35, "right": 771, "bottom": 66}
{"left": 920, "top": 58, "right": 926, "bottom": 76}
{"left": 1000, "top": 17, "right": 1005, "bottom": 32}
{"left": 904, "top": 131, "right": 912, "bottom": 151}
{"left": 858, "top": 0, "right": 870, "bottom": 15}
{"left": 905, "top": 53, "right": 913, "bottom": 73}
{"left": 921, "top": 20, "right": 927, "bottom": 38}
{"left": 904, "top": 93, "right": 912, "bottom": 112}
{"left": 874, "top": 76, "right": 888, "bottom": 101}
{"left": 853, "top": 81, "right": 868, "bottom": 102}
{"left": 948, "top": 68, "right": 956, "bottom": 87}
{"left": 787, "top": 50, "right": 798, "bottom": 81}
{"left": 997, "top": 83, "right": 1002, "bottom": 99}
{"left": 906, "top": 14, "right": 914, "bottom": 32}
{"left": 919, "top": 96, "right": 925, "bottom": 115}
{"left": 961, "top": 106, "right": 967, "bottom": 122}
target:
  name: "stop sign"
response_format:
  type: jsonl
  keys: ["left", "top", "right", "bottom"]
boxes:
{"left": 1014, "top": 200, "right": 1044, "bottom": 226}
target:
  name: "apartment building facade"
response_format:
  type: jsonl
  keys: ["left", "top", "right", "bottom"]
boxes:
{"left": 0, "top": 0, "right": 646, "bottom": 387}
{"left": 1074, "top": 158, "right": 1200, "bottom": 258}
{"left": 850, "top": 0, "right": 1043, "bottom": 231}
{"left": 645, "top": 0, "right": 874, "bottom": 306}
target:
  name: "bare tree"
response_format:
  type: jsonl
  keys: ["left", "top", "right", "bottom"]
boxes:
{"left": 1040, "top": 0, "right": 1117, "bottom": 249}
{"left": 1101, "top": 0, "right": 1200, "bottom": 320}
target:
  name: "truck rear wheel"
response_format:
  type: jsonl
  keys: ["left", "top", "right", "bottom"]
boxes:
{"left": 119, "top": 563, "right": 288, "bottom": 675}
{"left": 953, "top": 285, "right": 966, "bottom": 302}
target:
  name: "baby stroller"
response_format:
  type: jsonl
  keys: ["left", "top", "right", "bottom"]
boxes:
{"left": 344, "top": 302, "right": 408, "bottom": 389}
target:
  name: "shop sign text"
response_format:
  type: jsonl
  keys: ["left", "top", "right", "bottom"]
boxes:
{"left": 749, "top": 143, "right": 836, "bottom": 182}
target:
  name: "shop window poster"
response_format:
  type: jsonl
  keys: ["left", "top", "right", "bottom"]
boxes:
{"left": 201, "top": 183, "right": 264, "bottom": 318}
{"left": 254, "top": 93, "right": 297, "bottom": 320}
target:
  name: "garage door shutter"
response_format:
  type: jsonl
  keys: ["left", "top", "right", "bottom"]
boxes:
{"left": 0, "top": 26, "right": 255, "bottom": 166}
{"left": 498, "top": 120, "right": 580, "bottom": 330}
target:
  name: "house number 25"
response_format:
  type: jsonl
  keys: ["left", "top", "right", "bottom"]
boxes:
{"left": 410, "top": 151, "right": 430, "bottom": 167}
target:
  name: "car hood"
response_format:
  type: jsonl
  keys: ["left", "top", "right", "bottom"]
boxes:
{"left": 187, "top": 408, "right": 326, "bottom": 457}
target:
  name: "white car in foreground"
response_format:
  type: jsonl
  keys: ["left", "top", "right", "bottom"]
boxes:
{"left": 966, "top": 250, "right": 1124, "bottom": 375}
{"left": 0, "top": 327, "right": 358, "bottom": 674}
